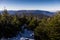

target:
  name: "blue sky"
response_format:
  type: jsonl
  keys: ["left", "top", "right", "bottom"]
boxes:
{"left": 0, "top": 0, "right": 60, "bottom": 11}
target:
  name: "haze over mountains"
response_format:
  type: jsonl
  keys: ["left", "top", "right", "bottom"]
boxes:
{"left": 0, "top": 10, "right": 55, "bottom": 17}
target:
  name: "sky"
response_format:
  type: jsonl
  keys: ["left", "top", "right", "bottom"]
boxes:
{"left": 0, "top": 0, "right": 60, "bottom": 11}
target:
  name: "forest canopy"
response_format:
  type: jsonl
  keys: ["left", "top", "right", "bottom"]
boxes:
{"left": 0, "top": 9, "right": 60, "bottom": 40}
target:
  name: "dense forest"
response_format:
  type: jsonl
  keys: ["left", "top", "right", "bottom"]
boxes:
{"left": 0, "top": 9, "right": 60, "bottom": 40}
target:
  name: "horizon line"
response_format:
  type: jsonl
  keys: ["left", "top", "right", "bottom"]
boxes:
{"left": 0, "top": 9, "right": 58, "bottom": 12}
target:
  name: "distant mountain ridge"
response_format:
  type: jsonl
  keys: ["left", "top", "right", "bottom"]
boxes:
{"left": 0, "top": 10, "right": 55, "bottom": 17}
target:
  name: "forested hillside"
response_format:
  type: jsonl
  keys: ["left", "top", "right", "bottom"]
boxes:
{"left": 0, "top": 9, "right": 60, "bottom": 40}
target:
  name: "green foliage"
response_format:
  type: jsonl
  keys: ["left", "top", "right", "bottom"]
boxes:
{"left": 34, "top": 12, "right": 60, "bottom": 40}
{"left": 0, "top": 10, "right": 22, "bottom": 38}
{"left": 47, "top": 13, "right": 60, "bottom": 40}
{"left": 0, "top": 9, "right": 60, "bottom": 40}
{"left": 26, "top": 15, "right": 39, "bottom": 31}
{"left": 34, "top": 18, "right": 50, "bottom": 40}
